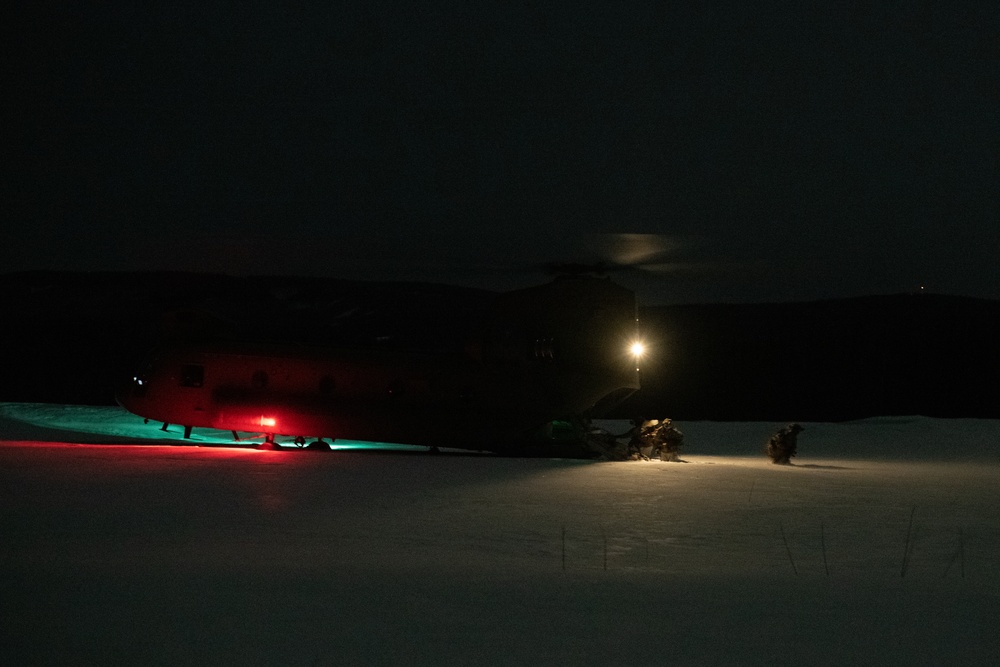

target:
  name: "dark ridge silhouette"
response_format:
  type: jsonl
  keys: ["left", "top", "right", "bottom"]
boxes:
{"left": 2, "top": 271, "right": 998, "bottom": 421}
{"left": 628, "top": 294, "right": 1000, "bottom": 421}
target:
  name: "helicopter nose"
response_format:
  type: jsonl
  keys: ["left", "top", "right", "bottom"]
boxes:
{"left": 115, "top": 375, "right": 145, "bottom": 410}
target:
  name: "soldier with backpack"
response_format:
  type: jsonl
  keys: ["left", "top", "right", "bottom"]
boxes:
{"left": 766, "top": 423, "right": 803, "bottom": 464}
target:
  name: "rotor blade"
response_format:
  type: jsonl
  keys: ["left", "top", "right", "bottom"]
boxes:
{"left": 585, "top": 233, "right": 688, "bottom": 266}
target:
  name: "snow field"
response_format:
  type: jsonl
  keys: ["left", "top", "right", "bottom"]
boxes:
{"left": 1, "top": 405, "right": 998, "bottom": 664}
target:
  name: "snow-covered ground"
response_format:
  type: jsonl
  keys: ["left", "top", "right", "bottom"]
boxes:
{"left": 2, "top": 403, "right": 998, "bottom": 665}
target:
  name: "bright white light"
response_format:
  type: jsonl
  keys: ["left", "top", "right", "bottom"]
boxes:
{"left": 630, "top": 342, "right": 646, "bottom": 358}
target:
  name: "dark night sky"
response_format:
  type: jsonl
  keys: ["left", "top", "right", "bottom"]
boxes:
{"left": 6, "top": 2, "right": 1000, "bottom": 304}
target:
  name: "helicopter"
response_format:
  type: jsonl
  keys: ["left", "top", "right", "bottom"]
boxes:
{"left": 116, "top": 274, "right": 647, "bottom": 456}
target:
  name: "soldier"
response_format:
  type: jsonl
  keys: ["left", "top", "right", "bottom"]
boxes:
{"left": 626, "top": 418, "right": 686, "bottom": 461}
{"left": 766, "top": 423, "right": 803, "bottom": 464}
{"left": 655, "top": 419, "right": 685, "bottom": 462}
{"left": 626, "top": 419, "right": 659, "bottom": 460}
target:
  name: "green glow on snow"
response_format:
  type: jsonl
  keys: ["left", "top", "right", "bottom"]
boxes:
{"left": 0, "top": 402, "right": 424, "bottom": 451}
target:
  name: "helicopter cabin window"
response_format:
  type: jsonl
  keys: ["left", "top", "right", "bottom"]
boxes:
{"left": 179, "top": 364, "right": 204, "bottom": 388}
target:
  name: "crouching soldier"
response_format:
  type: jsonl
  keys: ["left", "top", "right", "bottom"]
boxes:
{"left": 627, "top": 418, "right": 686, "bottom": 461}
{"left": 626, "top": 419, "right": 660, "bottom": 460}
{"left": 653, "top": 419, "right": 685, "bottom": 462}
{"left": 766, "top": 423, "right": 803, "bottom": 464}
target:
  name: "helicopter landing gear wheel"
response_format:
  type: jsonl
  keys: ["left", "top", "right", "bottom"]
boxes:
{"left": 306, "top": 439, "right": 331, "bottom": 451}
{"left": 293, "top": 436, "right": 307, "bottom": 448}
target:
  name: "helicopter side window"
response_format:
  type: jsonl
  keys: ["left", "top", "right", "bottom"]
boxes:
{"left": 179, "top": 364, "right": 204, "bottom": 388}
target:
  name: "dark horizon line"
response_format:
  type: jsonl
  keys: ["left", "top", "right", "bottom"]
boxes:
{"left": 2, "top": 268, "right": 997, "bottom": 308}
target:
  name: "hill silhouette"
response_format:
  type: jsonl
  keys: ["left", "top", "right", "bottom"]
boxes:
{"left": 2, "top": 271, "right": 997, "bottom": 421}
